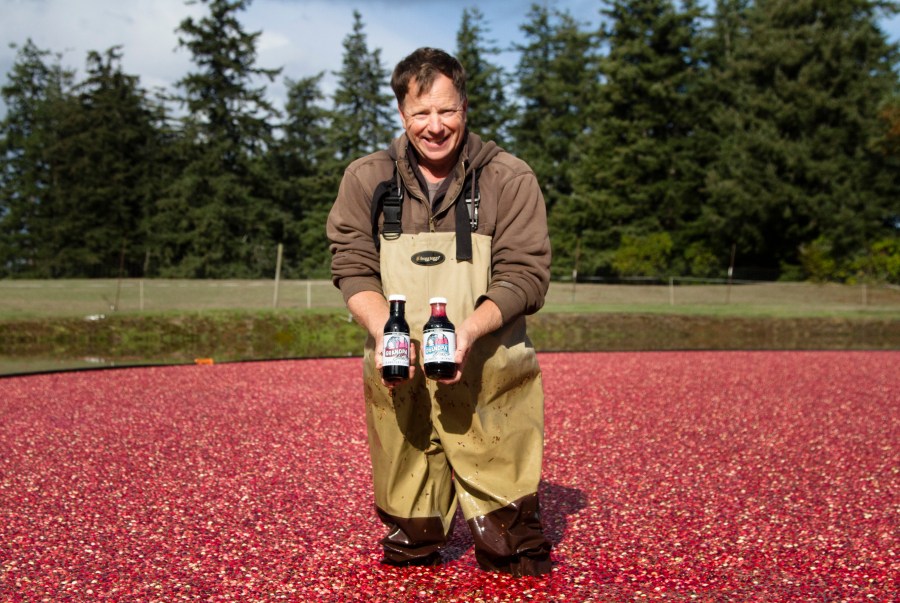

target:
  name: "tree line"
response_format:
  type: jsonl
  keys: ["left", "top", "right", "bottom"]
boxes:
{"left": 1, "top": 0, "right": 899, "bottom": 283}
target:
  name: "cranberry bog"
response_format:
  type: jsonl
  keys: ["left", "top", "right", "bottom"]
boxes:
{"left": 1, "top": 351, "right": 896, "bottom": 602}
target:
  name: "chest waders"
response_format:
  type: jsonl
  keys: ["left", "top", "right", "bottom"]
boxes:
{"left": 362, "top": 180, "right": 552, "bottom": 576}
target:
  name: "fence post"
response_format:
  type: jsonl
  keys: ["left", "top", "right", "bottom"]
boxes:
{"left": 726, "top": 244, "right": 736, "bottom": 304}
{"left": 307, "top": 281, "right": 312, "bottom": 309}
{"left": 571, "top": 237, "right": 581, "bottom": 305}
{"left": 273, "top": 243, "right": 283, "bottom": 309}
{"left": 669, "top": 277, "right": 675, "bottom": 306}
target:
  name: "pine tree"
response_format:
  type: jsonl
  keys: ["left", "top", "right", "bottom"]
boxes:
{"left": 0, "top": 40, "right": 75, "bottom": 277}
{"left": 455, "top": 7, "right": 514, "bottom": 145}
{"left": 877, "top": 93, "right": 900, "bottom": 159}
{"left": 511, "top": 4, "right": 598, "bottom": 280}
{"left": 330, "top": 10, "right": 394, "bottom": 163}
{"left": 703, "top": 0, "right": 900, "bottom": 279}
{"left": 151, "top": 0, "right": 285, "bottom": 278}
{"left": 44, "top": 47, "right": 166, "bottom": 278}
{"left": 564, "top": 0, "right": 706, "bottom": 279}
{"left": 271, "top": 73, "right": 337, "bottom": 278}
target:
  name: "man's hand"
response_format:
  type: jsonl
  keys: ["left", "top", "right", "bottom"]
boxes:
{"left": 348, "top": 290, "right": 417, "bottom": 388}
{"left": 435, "top": 299, "right": 503, "bottom": 385}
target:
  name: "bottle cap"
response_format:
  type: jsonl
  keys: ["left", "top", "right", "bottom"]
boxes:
{"left": 429, "top": 297, "right": 447, "bottom": 305}
{"left": 388, "top": 294, "right": 407, "bottom": 302}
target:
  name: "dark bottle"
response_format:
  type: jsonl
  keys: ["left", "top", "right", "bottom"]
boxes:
{"left": 382, "top": 294, "right": 410, "bottom": 382}
{"left": 423, "top": 297, "right": 457, "bottom": 380}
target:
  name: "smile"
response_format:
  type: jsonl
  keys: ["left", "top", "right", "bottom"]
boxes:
{"left": 422, "top": 136, "right": 450, "bottom": 149}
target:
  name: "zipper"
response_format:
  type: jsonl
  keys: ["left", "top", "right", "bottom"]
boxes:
{"left": 401, "top": 157, "right": 468, "bottom": 234}
{"left": 430, "top": 161, "right": 467, "bottom": 232}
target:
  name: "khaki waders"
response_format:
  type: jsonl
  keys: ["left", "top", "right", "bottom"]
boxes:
{"left": 362, "top": 231, "right": 552, "bottom": 576}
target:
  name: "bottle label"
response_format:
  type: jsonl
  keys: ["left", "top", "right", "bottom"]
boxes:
{"left": 422, "top": 329, "right": 456, "bottom": 364}
{"left": 382, "top": 334, "right": 410, "bottom": 367}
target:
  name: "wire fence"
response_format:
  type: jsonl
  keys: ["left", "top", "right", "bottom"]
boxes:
{"left": 546, "top": 277, "right": 900, "bottom": 313}
{"left": 0, "top": 279, "right": 344, "bottom": 318}
{"left": 1, "top": 277, "right": 900, "bottom": 318}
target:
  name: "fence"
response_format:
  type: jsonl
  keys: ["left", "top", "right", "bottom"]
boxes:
{"left": 0, "top": 279, "right": 346, "bottom": 318}
{"left": 546, "top": 278, "right": 900, "bottom": 314}
{"left": 1, "top": 278, "right": 899, "bottom": 319}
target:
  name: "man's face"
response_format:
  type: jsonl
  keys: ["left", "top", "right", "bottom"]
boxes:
{"left": 399, "top": 74, "right": 467, "bottom": 179}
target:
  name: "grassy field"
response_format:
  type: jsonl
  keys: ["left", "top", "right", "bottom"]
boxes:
{"left": 2, "top": 278, "right": 900, "bottom": 318}
{"left": 2, "top": 279, "right": 899, "bottom": 375}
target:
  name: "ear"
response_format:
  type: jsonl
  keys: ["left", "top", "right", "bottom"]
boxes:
{"left": 397, "top": 102, "right": 406, "bottom": 125}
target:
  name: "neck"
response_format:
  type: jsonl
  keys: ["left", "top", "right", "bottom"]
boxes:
{"left": 420, "top": 164, "right": 452, "bottom": 183}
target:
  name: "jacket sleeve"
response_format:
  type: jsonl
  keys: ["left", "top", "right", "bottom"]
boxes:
{"left": 326, "top": 166, "right": 384, "bottom": 305}
{"left": 482, "top": 163, "right": 551, "bottom": 322}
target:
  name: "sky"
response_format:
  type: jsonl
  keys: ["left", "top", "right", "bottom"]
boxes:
{"left": 1, "top": 0, "right": 899, "bottom": 118}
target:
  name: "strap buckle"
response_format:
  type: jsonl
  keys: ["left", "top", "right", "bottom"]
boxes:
{"left": 381, "top": 187, "right": 403, "bottom": 241}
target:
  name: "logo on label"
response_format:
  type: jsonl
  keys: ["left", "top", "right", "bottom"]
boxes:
{"left": 383, "top": 334, "right": 410, "bottom": 367}
{"left": 411, "top": 251, "right": 445, "bottom": 266}
{"left": 423, "top": 330, "right": 455, "bottom": 363}
{"left": 425, "top": 333, "right": 449, "bottom": 353}
{"left": 384, "top": 335, "right": 409, "bottom": 359}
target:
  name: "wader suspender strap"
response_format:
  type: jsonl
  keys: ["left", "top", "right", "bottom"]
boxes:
{"left": 371, "top": 163, "right": 403, "bottom": 251}
{"left": 454, "top": 167, "right": 482, "bottom": 262}
{"left": 372, "top": 163, "right": 482, "bottom": 260}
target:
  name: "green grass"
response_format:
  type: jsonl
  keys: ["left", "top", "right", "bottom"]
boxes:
{"left": 0, "top": 279, "right": 346, "bottom": 319}
{"left": 0, "top": 308, "right": 365, "bottom": 374}
{"left": 543, "top": 281, "right": 900, "bottom": 318}
{"left": 2, "top": 279, "right": 899, "bottom": 319}
{"left": 543, "top": 302, "right": 900, "bottom": 318}
{"left": 2, "top": 279, "right": 898, "bottom": 376}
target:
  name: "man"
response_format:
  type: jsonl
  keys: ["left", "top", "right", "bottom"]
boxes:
{"left": 326, "top": 47, "right": 552, "bottom": 577}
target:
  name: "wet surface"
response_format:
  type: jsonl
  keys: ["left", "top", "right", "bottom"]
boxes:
{"left": 1, "top": 351, "right": 897, "bottom": 601}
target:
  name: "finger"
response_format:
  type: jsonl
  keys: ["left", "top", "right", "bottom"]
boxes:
{"left": 437, "top": 368, "right": 463, "bottom": 385}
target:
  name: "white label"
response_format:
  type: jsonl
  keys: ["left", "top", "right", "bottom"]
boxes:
{"left": 422, "top": 329, "right": 456, "bottom": 364}
{"left": 382, "top": 333, "right": 410, "bottom": 367}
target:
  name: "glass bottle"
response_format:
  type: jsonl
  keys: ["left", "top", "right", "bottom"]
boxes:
{"left": 382, "top": 294, "right": 410, "bottom": 382}
{"left": 422, "top": 297, "right": 456, "bottom": 380}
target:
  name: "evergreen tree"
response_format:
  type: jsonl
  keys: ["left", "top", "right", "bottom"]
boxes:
{"left": 563, "top": 0, "right": 706, "bottom": 279}
{"left": 330, "top": 10, "right": 394, "bottom": 163}
{"left": 707, "top": 0, "right": 751, "bottom": 67}
{"left": 46, "top": 47, "right": 166, "bottom": 278}
{"left": 455, "top": 7, "right": 515, "bottom": 145}
{"left": 879, "top": 94, "right": 900, "bottom": 158}
{"left": 703, "top": 0, "right": 900, "bottom": 279}
{"left": 0, "top": 40, "right": 75, "bottom": 277}
{"left": 151, "top": 0, "right": 285, "bottom": 278}
{"left": 512, "top": 4, "right": 598, "bottom": 280}
{"left": 272, "top": 73, "right": 337, "bottom": 278}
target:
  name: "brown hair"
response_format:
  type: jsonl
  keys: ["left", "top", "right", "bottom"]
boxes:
{"left": 391, "top": 47, "right": 467, "bottom": 107}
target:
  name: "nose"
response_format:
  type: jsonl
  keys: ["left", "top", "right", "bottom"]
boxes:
{"left": 426, "top": 110, "right": 444, "bottom": 131}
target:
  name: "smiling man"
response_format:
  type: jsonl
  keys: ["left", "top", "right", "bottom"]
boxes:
{"left": 326, "top": 47, "right": 552, "bottom": 577}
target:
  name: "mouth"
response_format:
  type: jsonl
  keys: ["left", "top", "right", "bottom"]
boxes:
{"left": 421, "top": 136, "right": 450, "bottom": 152}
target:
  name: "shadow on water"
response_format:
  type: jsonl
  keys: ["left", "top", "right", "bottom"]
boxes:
{"left": 441, "top": 480, "right": 587, "bottom": 561}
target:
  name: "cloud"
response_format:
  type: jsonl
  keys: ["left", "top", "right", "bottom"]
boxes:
{"left": 0, "top": 0, "right": 201, "bottom": 97}
{"left": 0, "top": 0, "right": 488, "bottom": 108}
